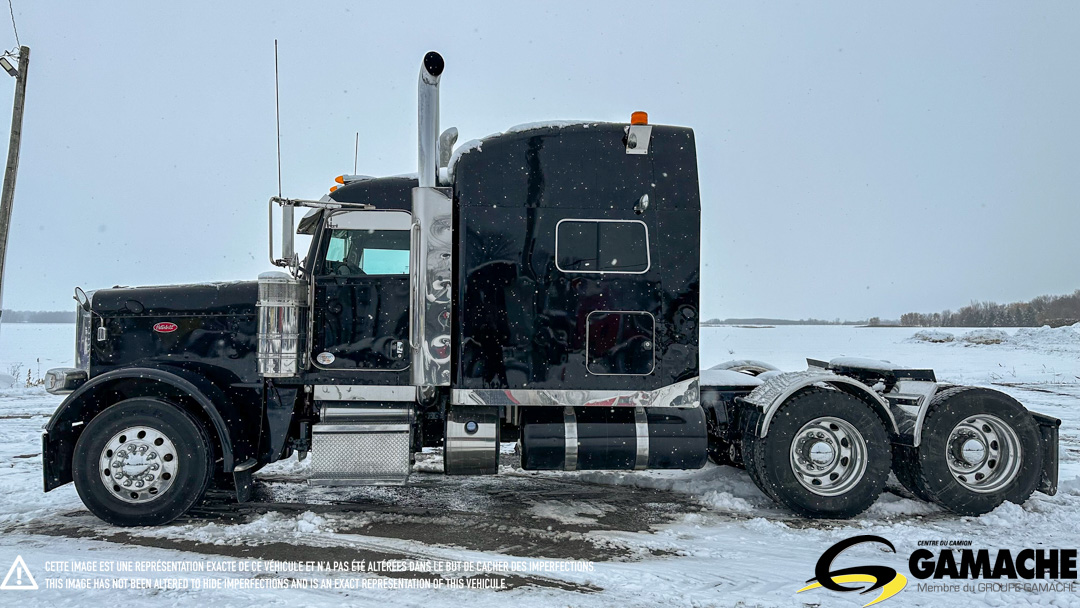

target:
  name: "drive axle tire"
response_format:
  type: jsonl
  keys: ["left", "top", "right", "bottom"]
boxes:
{"left": 903, "top": 387, "right": 1042, "bottom": 516}
{"left": 891, "top": 443, "right": 934, "bottom": 502}
{"left": 744, "top": 388, "right": 890, "bottom": 519}
{"left": 72, "top": 398, "right": 214, "bottom": 526}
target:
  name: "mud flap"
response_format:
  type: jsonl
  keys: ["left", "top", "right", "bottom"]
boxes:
{"left": 232, "top": 458, "right": 257, "bottom": 503}
{"left": 1031, "top": 411, "right": 1060, "bottom": 496}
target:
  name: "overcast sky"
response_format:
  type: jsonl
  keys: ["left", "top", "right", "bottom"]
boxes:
{"left": 0, "top": 1, "right": 1076, "bottom": 320}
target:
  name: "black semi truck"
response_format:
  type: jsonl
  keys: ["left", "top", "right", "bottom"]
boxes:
{"left": 42, "top": 52, "right": 1059, "bottom": 526}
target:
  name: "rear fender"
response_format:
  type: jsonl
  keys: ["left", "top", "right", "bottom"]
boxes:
{"left": 739, "top": 370, "right": 899, "bottom": 438}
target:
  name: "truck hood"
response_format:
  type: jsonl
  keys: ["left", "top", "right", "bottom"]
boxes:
{"left": 91, "top": 281, "right": 259, "bottom": 317}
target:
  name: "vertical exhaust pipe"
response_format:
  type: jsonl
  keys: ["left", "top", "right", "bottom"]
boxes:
{"left": 411, "top": 51, "right": 452, "bottom": 387}
{"left": 418, "top": 51, "right": 444, "bottom": 188}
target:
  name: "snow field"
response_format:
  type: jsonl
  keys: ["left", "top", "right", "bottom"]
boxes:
{"left": 0, "top": 323, "right": 1076, "bottom": 607}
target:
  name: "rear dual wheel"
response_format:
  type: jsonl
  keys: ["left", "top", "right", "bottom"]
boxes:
{"left": 893, "top": 387, "right": 1041, "bottom": 515}
{"left": 744, "top": 388, "right": 890, "bottom": 518}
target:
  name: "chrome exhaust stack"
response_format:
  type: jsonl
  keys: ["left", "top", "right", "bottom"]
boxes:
{"left": 410, "top": 52, "right": 453, "bottom": 388}
{"left": 417, "top": 51, "right": 444, "bottom": 188}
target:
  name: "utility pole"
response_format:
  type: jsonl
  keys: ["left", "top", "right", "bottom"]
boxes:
{"left": 0, "top": 45, "right": 29, "bottom": 320}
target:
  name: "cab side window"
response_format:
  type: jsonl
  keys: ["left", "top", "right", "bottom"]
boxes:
{"left": 322, "top": 229, "right": 410, "bottom": 276}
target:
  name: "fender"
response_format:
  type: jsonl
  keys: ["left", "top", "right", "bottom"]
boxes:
{"left": 42, "top": 366, "right": 254, "bottom": 492}
{"left": 739, "top": 370, "right": 899, "bottom": 438}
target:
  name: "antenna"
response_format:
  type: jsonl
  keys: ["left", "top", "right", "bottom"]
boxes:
{"left": 274, "top": 39, "right": 282, "bottom": 198}
{"left": 353, "top": 132, "right": 358, "bottom": 175}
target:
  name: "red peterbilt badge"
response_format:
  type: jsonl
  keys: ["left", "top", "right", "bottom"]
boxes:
{"left": 153, "top": 322, "right": 178, "bottom": 333}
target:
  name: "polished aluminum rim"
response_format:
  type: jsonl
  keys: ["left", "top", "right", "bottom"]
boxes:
{"left": 945, "top": 414, "right": 1022, "bottom": 494}
{"left": 98, "top": 426, "right": 178, "bottom": 504}
{"left": 789, "top": 416, "right": 868, "bottom": 497}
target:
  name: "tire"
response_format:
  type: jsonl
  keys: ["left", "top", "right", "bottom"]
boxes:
{"left": 744, "top": 388, "right": 890, "bottom": 518}
{"left": 891, "top": 444, "right": 934, "bottom": 502}
{"left": 72, "top": 398, "right": 214, "bottom": 526}
{"left": 904, "top": 386, "right": 1042, "bottom": 516}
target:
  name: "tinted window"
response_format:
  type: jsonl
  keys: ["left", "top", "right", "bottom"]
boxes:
{"left": 323, "top": 229, "right": 410, "bottom": 276}
{"left": 556, "top": 220, "right": 649, "bottom": 273}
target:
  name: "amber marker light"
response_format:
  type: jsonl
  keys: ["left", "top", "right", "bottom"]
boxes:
{"left": 330, "top": 185, "right": 339, "bottom": 193}
{"left": 335, "top": 175, "right": 345, "bottom": 184}
{"left": 631, "top": 111, "right": 648, "bottom": 125}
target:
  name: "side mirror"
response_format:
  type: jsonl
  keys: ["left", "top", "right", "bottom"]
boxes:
{"left": 73, "top": 287, "right": 90, "bottom": 312}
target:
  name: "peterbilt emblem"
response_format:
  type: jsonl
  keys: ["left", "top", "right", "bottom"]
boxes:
{"left": 153, "top": 322, "right": 178, "bottom": 333}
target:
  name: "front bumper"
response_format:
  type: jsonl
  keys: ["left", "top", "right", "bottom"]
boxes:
{"left": 44, "top": 367, "right": 87, "bottom": 395}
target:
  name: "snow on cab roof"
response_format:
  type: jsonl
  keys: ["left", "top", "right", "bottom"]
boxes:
{"left": 448, "top": 120, "right": 601, "bottom": 177}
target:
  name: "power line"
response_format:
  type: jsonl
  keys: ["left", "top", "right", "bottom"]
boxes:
{"left": 6, "top": 0, "right": 17, "bottom": 49}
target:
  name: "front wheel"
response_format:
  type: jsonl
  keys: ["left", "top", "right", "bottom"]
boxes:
{"left": 72, "top": 398, "right": 214, "bottom": 526}
{"left": 744, "top": 388, "right": 890, "bottom": 518}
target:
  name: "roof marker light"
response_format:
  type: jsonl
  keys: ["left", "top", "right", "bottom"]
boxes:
{"left": 334, "top": 175, "right": 344, "bottom": 184}
{"left": 330, "top": 185, "right": 339, "bottom": 193}
{"left": 631, "top": 111, "right": 648, "bottom": 125}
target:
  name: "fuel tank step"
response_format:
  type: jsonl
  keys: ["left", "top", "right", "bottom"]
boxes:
{"left": 310, "top": 404, "right": 413, "bottom": 485}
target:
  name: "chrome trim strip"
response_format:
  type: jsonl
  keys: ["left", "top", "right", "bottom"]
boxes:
{"left": 585, "top": 310, "right": 656, "bottom": 376}
{"left": 326, "top": 209, "right": 411, "bottom": 230}
{"left": 319, "top": 405, "right": 414, "bottom": 422}
{"left": 634, "top": 406, "right": 649, "bottom": 470}
{"left": 312, "top": 424, "right": 412, "bottom": 434}
{"left": 564, "top": 406, "right": 578, "bottom": 471}
{"left": 313, "top": 385, "right": 417, "bottom": 402}
{"left": 554, "top": 218, "right": 651, "bottom": 275}
{"left": 452, "top": 377, "right": 699, "bottom": 409}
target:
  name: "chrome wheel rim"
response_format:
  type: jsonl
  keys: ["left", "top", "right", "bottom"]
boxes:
{"left": 789, "top": 416, "right": 868, "bottom": 497}
{"left": 98, "top": 426, "right": 179, "bottom": 504}
{"left": 945, "top": 414, "right": 1022, "bottom": 494}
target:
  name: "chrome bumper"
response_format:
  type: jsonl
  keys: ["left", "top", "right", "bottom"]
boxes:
{"left": 44, "top": 367, "right": 87, "bottom": 395}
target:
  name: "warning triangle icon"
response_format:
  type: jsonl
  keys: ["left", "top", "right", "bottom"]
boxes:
{"left": 0, "top": 555, "right": 38, "bottom": 590}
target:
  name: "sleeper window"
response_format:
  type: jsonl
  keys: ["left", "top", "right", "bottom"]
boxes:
{"left": 556, "top": 220, "right": 650, "bottom": 273}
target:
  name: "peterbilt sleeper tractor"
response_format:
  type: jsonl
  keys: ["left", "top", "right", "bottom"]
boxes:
{"left": 42, "top": 52, "right": 1059, "bottom": 526}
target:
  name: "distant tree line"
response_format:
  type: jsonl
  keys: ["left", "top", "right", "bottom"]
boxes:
{"left": 2, "top": 309, "right": 76, "bottom": 323}
{"left": 704, "top": 317, "right": 864, "bottom": 326}
{"left": 900, "top": 290, "right": 1080, "bottom": 328}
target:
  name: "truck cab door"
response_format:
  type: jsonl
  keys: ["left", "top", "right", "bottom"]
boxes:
{"left": 310, "top": 210, "right": 412, "bottom": 371}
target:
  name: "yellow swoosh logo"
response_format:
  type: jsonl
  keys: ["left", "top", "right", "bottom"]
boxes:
{"left": 798, "top": 573, "right": 908, "bottom": 607}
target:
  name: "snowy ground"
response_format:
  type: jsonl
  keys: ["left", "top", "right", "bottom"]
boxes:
{"left": 0, "top": 323, "right": 1077, "bottom": 607}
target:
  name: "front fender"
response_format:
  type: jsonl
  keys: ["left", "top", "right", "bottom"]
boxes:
{"left": 739, "top": 370, "right": 899, "bottom": 438}
{"left": 42, "top": 366, "right": 251, "bottom": 492}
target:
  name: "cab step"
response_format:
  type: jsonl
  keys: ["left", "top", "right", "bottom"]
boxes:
{"left": 310, "top": 404, "right": 414, "bottom": 486}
